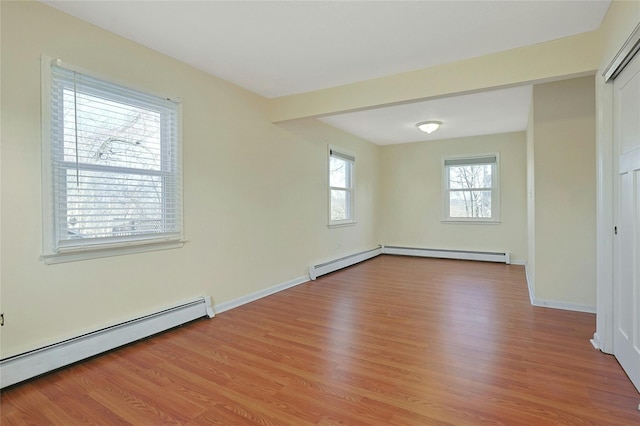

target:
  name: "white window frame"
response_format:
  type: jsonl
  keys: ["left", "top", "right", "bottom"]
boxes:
{"left": 328, "top": 146, "right": 356, "bottom": 227}
{"left": 41, "top": 56, "right": 184, "bottom": 264}
{"left": 442, "top": 153, "right": 500, "bottom": 223}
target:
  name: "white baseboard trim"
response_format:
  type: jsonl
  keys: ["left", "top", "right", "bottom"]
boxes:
{"left": 0, "top": 296, "right": 214, "bottom": 389}
{"left": 383, "top": 245, "right": 510, "bottom": 264}
{"left": 590, "top": 333, "right": 602, "bottom": 350}
{"left": 309, "top": 246, "right": 383, "bottom": 280}
{"left": 590, "top": 332, "right": 613, "bottom": 354}
{"left": 214, "top": 276, "right": 309, "bottom": 314}
{"left": 530, "top": 298, "right": 596, "bottom": 314}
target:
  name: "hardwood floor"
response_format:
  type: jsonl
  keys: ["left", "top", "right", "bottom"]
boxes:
{"left": 2, "top": 255, "right": 638, "bottom": 425}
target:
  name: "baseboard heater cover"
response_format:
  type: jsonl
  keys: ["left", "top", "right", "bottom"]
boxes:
{"left": 309, "top": 245, "right": 383, "bottom": 280}
{"left": 382, "top": 246, "right": 510, "bottom": 264}
{"left": 0, "top": 295, "right": 214, "bottom": 389}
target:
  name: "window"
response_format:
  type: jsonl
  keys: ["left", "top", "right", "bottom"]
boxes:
{"left": 443, "top": 154, "right": 500, "bottom": 222}
{"left": 328, "top": 147, "right": 355, "bottom": 226}
{"left": 41, "top": 57, "right": 182, "bottom": 263}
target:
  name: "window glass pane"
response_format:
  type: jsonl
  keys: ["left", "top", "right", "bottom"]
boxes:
{"left": 63, "top": 89, "right": 162, "bottom": 171}
{"left": 328, "top": 148, "right": 354, "bottom": 224}
{"left": 330, "top": 189, "right": 348, "bottom": 221}
{"left": 62, "top": 168, "right": 170, "bottom": 239}
{"left": 448, "top": 164, "right": 492, "bottom": 189}
{"left": 449, "top": 190, "right": 492, "bottom": 218}
{"left": 330, "top": 157, "right": 348, "bottom": 188}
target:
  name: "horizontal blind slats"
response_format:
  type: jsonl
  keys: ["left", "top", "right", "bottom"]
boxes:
{"left": 330, "top": 149, "right": 355, "bottom": 163}
{"left": 444, "top": 156, "right": 496, "bottom": 166}
{"left": 50, "top": 62, "right": 182, "bottom": 249}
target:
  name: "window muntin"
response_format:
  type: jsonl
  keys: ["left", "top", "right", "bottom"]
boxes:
{"left": 43, "top": 59, "right": 182, "bottom": 260}
{"left": 329, "top": 148, "right": 355, "bottom": 225}
{"left": 443, "top": 155, "right": 499, "bottom": 222}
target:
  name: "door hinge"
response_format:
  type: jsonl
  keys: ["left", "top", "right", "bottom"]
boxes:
{"left": 614, "top": 226, "right": 618, "bottom": 235}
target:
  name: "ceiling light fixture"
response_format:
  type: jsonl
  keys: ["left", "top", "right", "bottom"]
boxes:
{"left": 416, "top": 121, "right": 442, "bottom": 134}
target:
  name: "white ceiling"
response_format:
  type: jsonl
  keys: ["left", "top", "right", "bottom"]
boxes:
{"left": 320, "top": 85, "right": 533, "bottom": 145}
{"left": 43, "top": 0, "right": 610, "bottom": 145}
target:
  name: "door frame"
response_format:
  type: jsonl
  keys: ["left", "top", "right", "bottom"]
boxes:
{"left": 594, "top": 22, "right": 640, "bottom": 354}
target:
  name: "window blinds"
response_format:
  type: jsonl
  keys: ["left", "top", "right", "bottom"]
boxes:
{"left": 444, "top": 155, "right": 496, "bottom": 167}
{"left": 49, "top": 64, "right": 182, "bottom": 252}
{"left": 329, "top": 149, "right": 355, "bottom": 163}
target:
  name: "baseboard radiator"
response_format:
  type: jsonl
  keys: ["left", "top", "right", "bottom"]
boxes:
{"left": 383, "top": 246, "right": 510, "bottom": 264}
{"left": 309, "top": 245, "right": 383, "bottom": 280}
{"left": 0, "top": 295, "right": 214, "bottom": 389}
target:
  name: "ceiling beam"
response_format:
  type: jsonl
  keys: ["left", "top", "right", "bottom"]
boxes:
{"left": 268, "top": 30, "right": 602, "bottom": 123}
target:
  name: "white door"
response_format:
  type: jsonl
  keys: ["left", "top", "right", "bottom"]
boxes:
{"left": 613, "top": 50, "right": 640, "bottom": 393}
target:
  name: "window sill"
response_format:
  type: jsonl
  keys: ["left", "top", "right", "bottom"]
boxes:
{"left": 42, "top": 239, "right": 185, "bottom": 264}
{"left": 441, "top": 219, "right": 501, "bottom": 225}
{"left": 328, "top": 221, "right": 357, "bottom": 229}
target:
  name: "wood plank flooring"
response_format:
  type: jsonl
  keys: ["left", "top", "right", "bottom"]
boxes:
{"left": 2, "top": 255, "right": 639, "bottom": 425}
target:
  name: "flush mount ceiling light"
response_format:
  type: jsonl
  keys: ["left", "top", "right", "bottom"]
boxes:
{"left": 416, "top": 121, "right": 442, "bottom": 134}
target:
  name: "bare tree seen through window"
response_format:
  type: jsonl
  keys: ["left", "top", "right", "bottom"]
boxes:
{"left": 329, "top": 155, "right": 352, "bottom": 222}
{"left": 448, "top": 164, "right": 492, "bottom": 218}
{"left": 57, "top": 84, "right": 173, "bottom": 241}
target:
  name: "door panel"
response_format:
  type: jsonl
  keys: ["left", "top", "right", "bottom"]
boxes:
{"left": 614, "top": 50, "right": 640, "bottom": 393}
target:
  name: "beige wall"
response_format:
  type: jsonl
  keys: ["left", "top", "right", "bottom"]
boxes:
{"left": 531, "top": 76, "right": 596, "bottom": 307}
{"left": 0, "top": 0, "right": 619, "bottom": 359}
{"left": 0, "top": 2, "right": 380, "bottom": 357}
{"left": 380, "top": 132, "right": 528, "bottom": 262}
